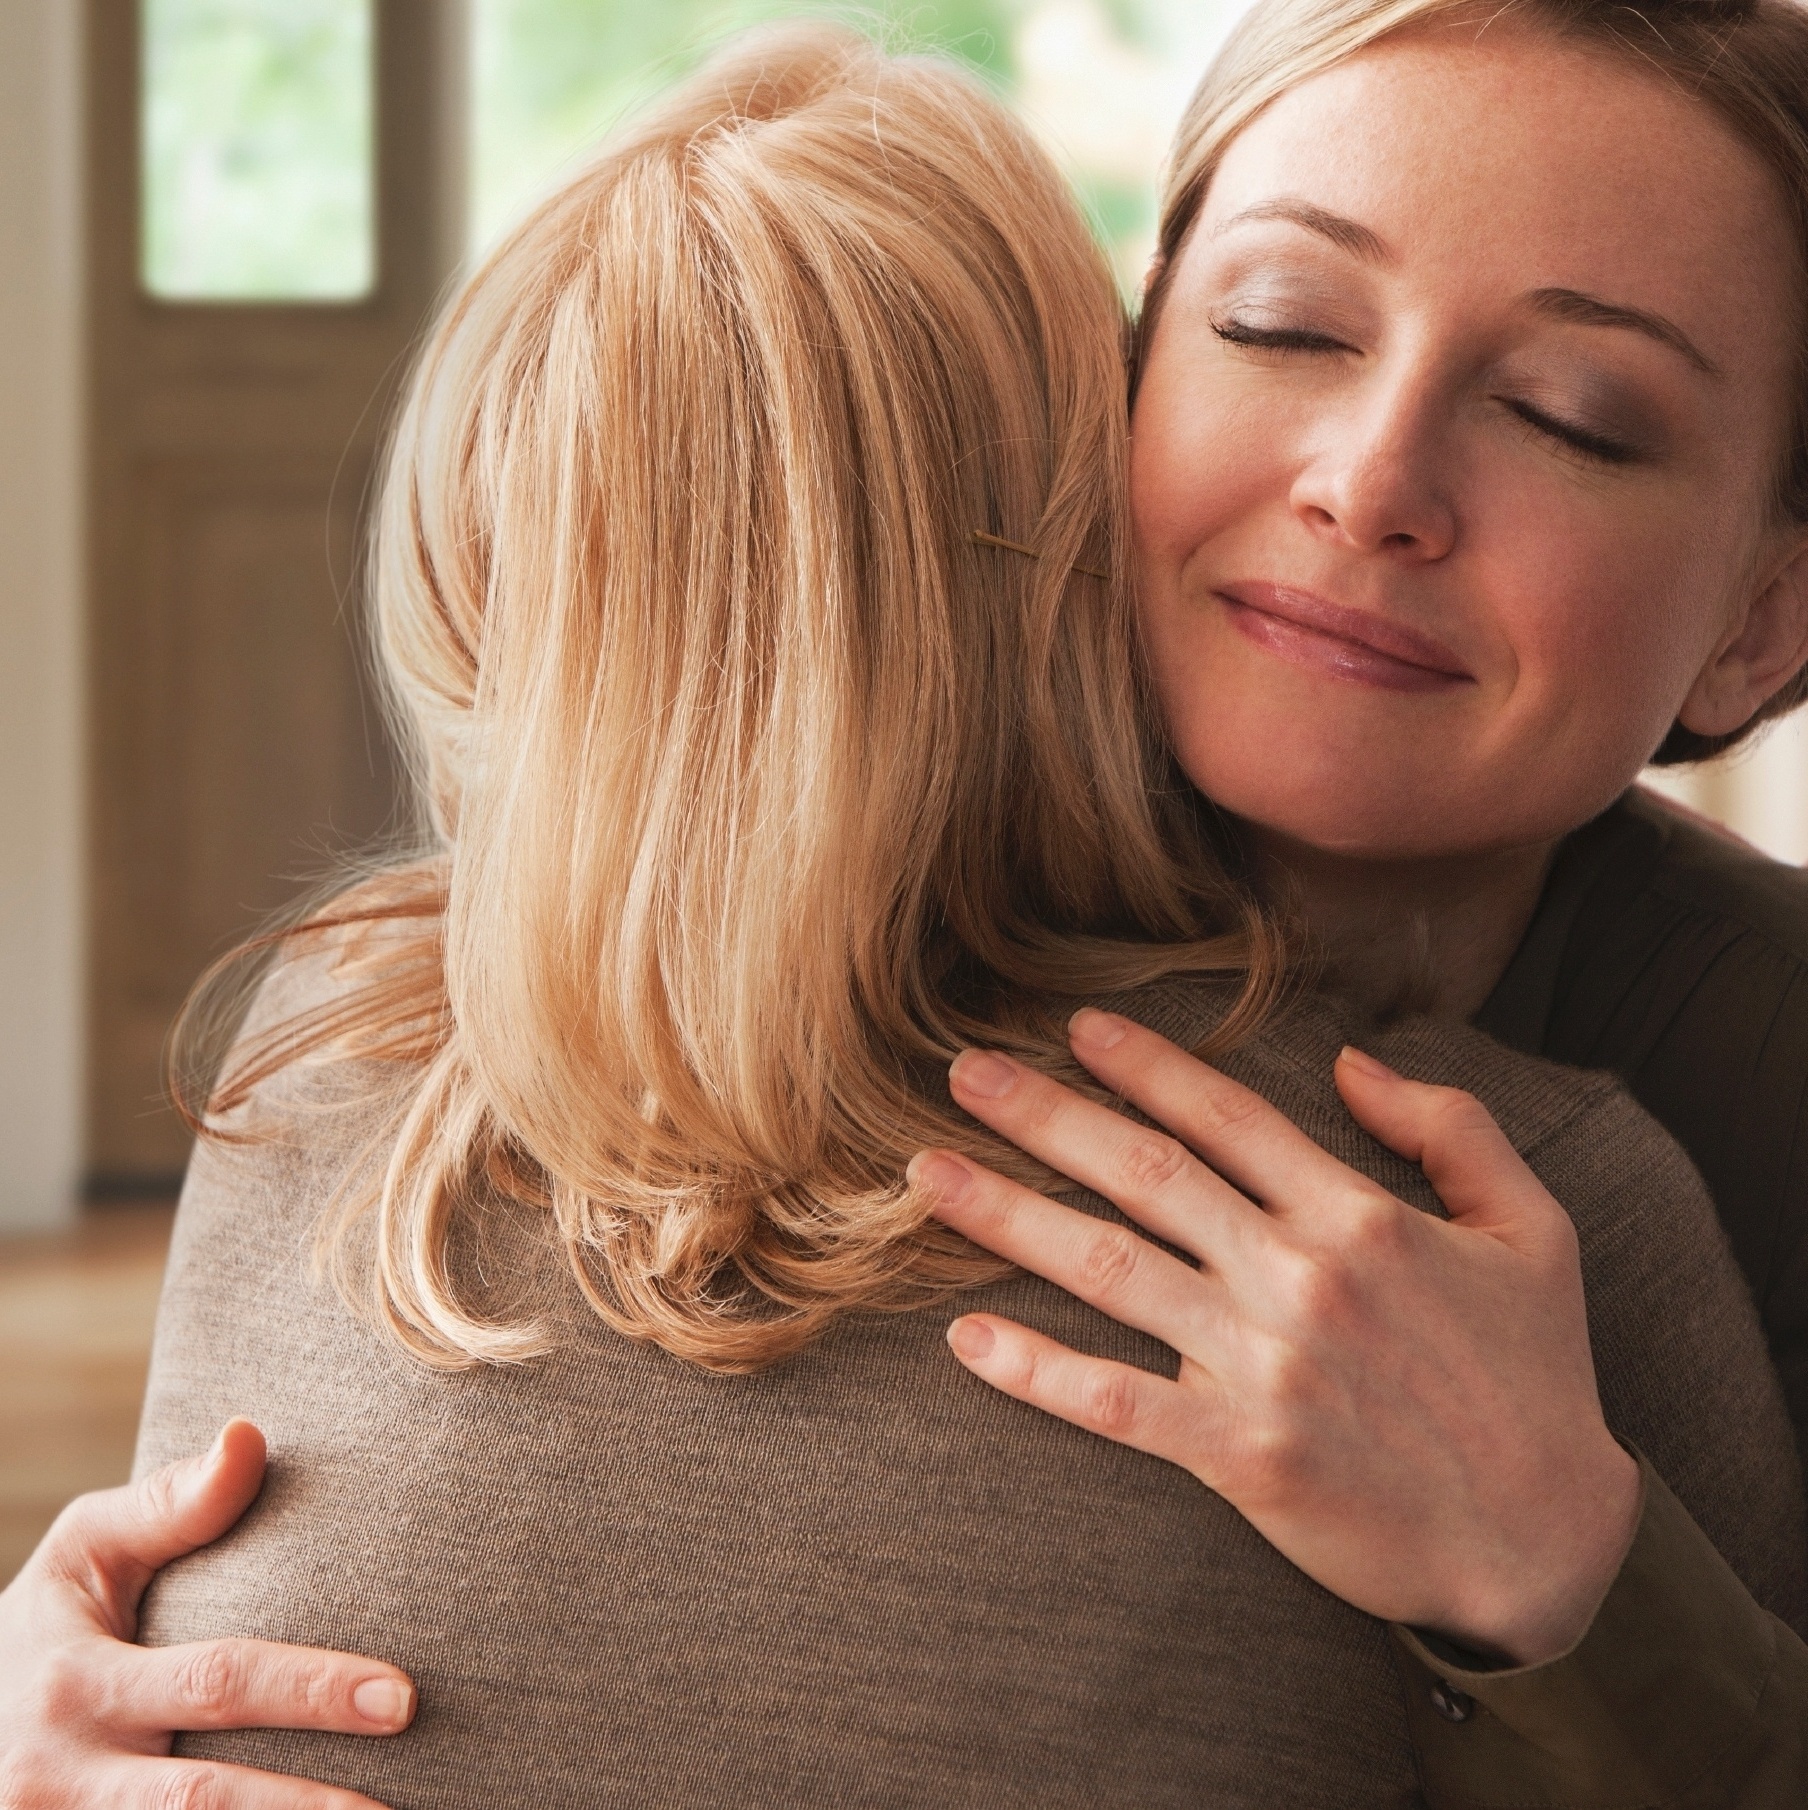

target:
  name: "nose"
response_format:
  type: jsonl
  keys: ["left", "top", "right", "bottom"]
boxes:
{"left": 1289, "top": 367, "right": 1457, "bottom": 562}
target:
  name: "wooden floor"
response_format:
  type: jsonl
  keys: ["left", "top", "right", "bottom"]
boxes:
{"left": 0, "top": 1203, "right": 175, "bottom": 1585}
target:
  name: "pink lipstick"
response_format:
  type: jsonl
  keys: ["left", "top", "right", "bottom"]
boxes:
{"left": 1214, "top": 582, "right": 1474, "bottom": 694}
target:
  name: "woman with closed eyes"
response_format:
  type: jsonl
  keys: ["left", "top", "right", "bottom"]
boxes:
{"left": 920, "top": 0, "right": 1808, "bottom": 1793}
{"left": 7, "top": 0, "right": 1808, "bottom": 1804}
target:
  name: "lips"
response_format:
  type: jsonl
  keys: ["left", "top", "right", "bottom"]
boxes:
{"left": 1213, "top": 581, "right": 1474, "bottom": 694}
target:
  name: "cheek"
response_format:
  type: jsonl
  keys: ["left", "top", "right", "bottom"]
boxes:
{"left": 1473, "top": 494, "right": 1735, "bottom": 759}
{"left": 1131, "top": 412, "right": 1741, "bottom": 855}
{"left": 1130, "top": 403, "right": 1268, "bottom": 792}
{"left": 1131, "top": 371, "right": 1280, "bottom": 563}
{"left": 1129, "top": 373, "right": 1282, "bottom": 748}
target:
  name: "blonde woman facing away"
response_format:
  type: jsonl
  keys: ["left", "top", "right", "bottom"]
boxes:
{"left": 0, "top": 21, "right": 1804, "bottom": 1810}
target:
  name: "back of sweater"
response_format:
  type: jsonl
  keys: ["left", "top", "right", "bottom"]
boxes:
{"left": 134, "top": 974, "right": 1805, "bottom": 1809}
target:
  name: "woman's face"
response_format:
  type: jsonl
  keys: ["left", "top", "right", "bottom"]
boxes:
{"left": 1132, "top": 26, "right": 1808, "bottom": 861}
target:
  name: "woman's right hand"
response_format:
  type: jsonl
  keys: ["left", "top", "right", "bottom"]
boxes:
{"left": 0, "top": 1419, "right": 413, "bottom": 1809}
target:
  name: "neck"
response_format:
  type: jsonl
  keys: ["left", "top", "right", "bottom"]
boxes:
{"left": 1245, "top": 827, "right": 1561, "bottom": 1022}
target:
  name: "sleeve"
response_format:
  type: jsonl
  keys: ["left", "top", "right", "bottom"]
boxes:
{"left": 1390, "top": 1453, "right": 1808, "bottom": 1809}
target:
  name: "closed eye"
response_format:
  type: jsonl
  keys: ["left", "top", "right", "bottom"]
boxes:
{"left": 1500, "top": 397, "right": 1637, "bottom": 466}
{"left": 1211, "top": 317, "right": 1352, "bottom": 355}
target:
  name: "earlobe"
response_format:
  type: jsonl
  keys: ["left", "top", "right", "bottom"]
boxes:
{"left": 1678, "top": 534, "right": 1808, "bottom": 737}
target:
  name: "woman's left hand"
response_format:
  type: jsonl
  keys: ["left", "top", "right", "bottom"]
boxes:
{"left": 909, "top": 1007, "right": 1641, "bottom": 1667}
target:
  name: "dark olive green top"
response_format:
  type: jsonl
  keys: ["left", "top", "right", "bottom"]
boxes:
{"left": 1400, "top": 786, "right": 1808, "bottom": 1805}
{"left": 1479, "top": 785, "right": 1808, "bottom": 1458}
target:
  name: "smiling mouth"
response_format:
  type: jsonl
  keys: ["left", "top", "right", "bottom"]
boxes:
{"left": 1214, "top": 582, "right": 1476, "bottom": 694}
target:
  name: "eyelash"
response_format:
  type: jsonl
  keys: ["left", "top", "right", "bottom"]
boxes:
{"left": 1210, "top": 317, "right": 1639, "bottom": 467}
{"left": 1498, "top": 399, "right": 1636, "bottom": 466}
{"left": 1210, "top": 317, "right": 1349, "bottom": 355}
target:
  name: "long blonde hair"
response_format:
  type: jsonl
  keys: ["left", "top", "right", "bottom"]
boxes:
{"left": 1141, "top": 0, "right": 1808, "bottom": 761}
{"left": 180, "top": 26, "right": 1276, "bottom": 1373}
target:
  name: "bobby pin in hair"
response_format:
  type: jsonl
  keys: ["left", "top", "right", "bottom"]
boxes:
{"left": 969, "top": 528, "right": 1107, "bottom": 582}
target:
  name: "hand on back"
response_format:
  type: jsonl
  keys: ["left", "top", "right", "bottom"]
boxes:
{"left": 0, "top": 1419, "right": 412, "bottom": 1809}
{"left": 911, "top": 1008, "right": 1642, "bottom": 1666}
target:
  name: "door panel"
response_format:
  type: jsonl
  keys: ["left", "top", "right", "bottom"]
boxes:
{"left": 86, "top": 0, "right": 460, "bottom": 1185}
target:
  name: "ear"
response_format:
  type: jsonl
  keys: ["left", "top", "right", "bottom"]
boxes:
{"left": 1679, "top": 531, "right": 1808, "bottom": 738}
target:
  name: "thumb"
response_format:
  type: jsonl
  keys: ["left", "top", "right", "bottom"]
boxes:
{"left": 38, "top": 1418, "right": 267, "bottom": 1633}
{"left": 1335, "top": 1047, "right": 1563, "bottom": 1247}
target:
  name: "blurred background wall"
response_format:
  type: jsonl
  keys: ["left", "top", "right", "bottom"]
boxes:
{"left": 5, "top": 0, "right": 1807, "bottom": 1216}
{"left": 24, "top": 0, "right": 1808, "bottom": 1227}
{"left": 0, "top": 1, "right": 84, "bottom": 1234}
{"left": 3, "top": 0, "right": 1808, "bottom": 1577}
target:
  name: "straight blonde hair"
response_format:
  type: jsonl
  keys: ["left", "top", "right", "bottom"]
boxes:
{"left": 179, "top": 26, "right": 1277, "bottom": 1374}
{"left": 1140, "top": 0, "right": 1808, "bottom": 761}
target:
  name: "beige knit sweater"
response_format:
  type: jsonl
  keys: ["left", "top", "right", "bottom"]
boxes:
{"left": 134, "top": 968, "right": 1806, "bottom": 1809}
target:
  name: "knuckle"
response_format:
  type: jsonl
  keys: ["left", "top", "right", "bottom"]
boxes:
{"left": 1431, "top": 1088, "right": 1491, "bottom": 1133}
{"left": 0, "top": 1748, "right": 55, "bottom": 1810}
{"left": 1079, "top": 1367, "right": 1141, "bottom": 1438}
{"left": 1535, "top": 1205, "right": 1582, "bottom": 1273}
{"left": 1197, "top": 1081, "right": 1264, "bottom": 1138}
{"left": 1075, "top": 1226, "right": 1143, "bottom": 1301}
{"left": 138, "top": 1464, "right": 182, "bottom": 1520}
{"left": 295, "top": 1659, "right": 344, "bottom": 1722}
{"left": 1274, "top": 1245, "right": 1347, "bottom": 1324}
{"left": 1117, "top": 1133, "right": 1190, "bottom": 1195}
{"left": 36, "top": 1494, "right": 107, "bottom": 1586}
{"left": 1241, "top": 1409, "right": 1307, "bottom": 1492}
{"left": 171, "top": 1642, "right": 247, "bottom": 1720}
{"left": 147, "top": 1764, "right": 231, "bottom": 1810}
{"left": 1013, "top": 1078, "right": 1061, "bottom": 1137}
{"left": 1552, "top": 1207, "right": 1580, "bottom": 1259}
{"left": 1248, "top": 1325, "right": 1316, "bottom": 1417}
{"left": 27, "top": 1641, "right": 101, "bottom": 1730}
{"left": 1338, "top": 1189, "right": 1405, "bottom": 1259}
{"left": 1001, "top": 1338, "right": 1045, "bottom": 1397}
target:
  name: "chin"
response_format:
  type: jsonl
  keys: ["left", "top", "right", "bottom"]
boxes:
{"left": 1185, "top": 733, "right": 1452, "bottom": 851}
{"left": 1203, "top": 767, "right": 1516, "bottom": 863}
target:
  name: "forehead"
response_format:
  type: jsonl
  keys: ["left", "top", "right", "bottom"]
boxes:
{"left": 1196, "top": 25, "right": 1795, "bottom": 371}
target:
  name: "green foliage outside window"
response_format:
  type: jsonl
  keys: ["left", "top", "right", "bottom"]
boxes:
{"left": 138, "top": 0, "right": 1244, "bottom": 304}
{"left": 142, "top": 0, "right": 373, "bottom": 300}
{"left": 471, "top": 0, "right": 1245, "bottom": 291}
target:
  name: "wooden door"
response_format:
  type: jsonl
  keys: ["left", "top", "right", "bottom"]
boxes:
{"left": 85, "top": 0, "right": 463, "bottom": 1189}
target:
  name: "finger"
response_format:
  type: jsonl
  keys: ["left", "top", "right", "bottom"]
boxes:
{"left": 945, "top": 1048, "right": 1267, "bottom": 1266}
{"left": 1066, "top": 1008, "right": 1362, "bottom": 1216}
{"left": 944, "top": 1312, "right": 1220, "bottom": 1475}
{"left": 1335, "top": 1047, "right": 1564, "bottom": 1244}
{"left": 39, "top": 1421, "right": 269, "bottom": 1629}
{"left": 103, "top": 1635, "right": 416, "bottom": 1738}
{"left": 106, "top": 1754, "right": 402, "bottom": 1810}
{"left": 910, "top": 1150, "right": 1223, "bottom": 1354}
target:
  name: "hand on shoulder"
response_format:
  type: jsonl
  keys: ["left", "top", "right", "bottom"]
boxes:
{"left": 911, "top": 1009, "right": 1641, "bottom": 1664}
{"left": 0, "top": 1420, "right": 412, "bottom": 1809}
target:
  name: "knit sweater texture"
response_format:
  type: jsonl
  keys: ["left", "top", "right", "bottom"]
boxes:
{"left": 134, "top": 965, "right": 1807, "bottom": 1808}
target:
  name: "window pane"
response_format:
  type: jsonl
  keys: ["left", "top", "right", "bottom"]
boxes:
{"left": 142, "top": 0, "right": 374, "bottom": 301}
{"left": 469, "top": 1, "right": 1251, "bottom": 291}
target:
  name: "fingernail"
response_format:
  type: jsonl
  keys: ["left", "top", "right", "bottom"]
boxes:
{"left": 1069, "top": 1007, "right": 1129, "bottom": 1051}
{"left": 908, "top": 1150, "right": 973, "bottom": 1205}
{"left": 353, "top": 1676, "right": 414, "bottom": 1728}
{"left": 948, "top": 1316, "right": 996, "bottom": 1361}
{"left": 950, "top": 1050, "right": 1016, "bottom": 1099}
{"left": 1338, "top": 1045, "right": 1399, "bottom": 1081}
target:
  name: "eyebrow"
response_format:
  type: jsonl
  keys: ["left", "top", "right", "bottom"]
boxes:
{"left": 1529, "top": 287, "right": 1719, "bottom": 377}
{"left": 1212, "top": 199, "right": 1721, "bottom": 380}
{"left": 1212, "top": 198, "right": 1393, "bottom": 263}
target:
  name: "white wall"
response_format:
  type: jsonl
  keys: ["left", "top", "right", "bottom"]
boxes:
{"left": 0, "top": 1, "right": 83, "bottom": 1230}
{"left": 1644, "top": 714, "right": 1808, "bottom": 865}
